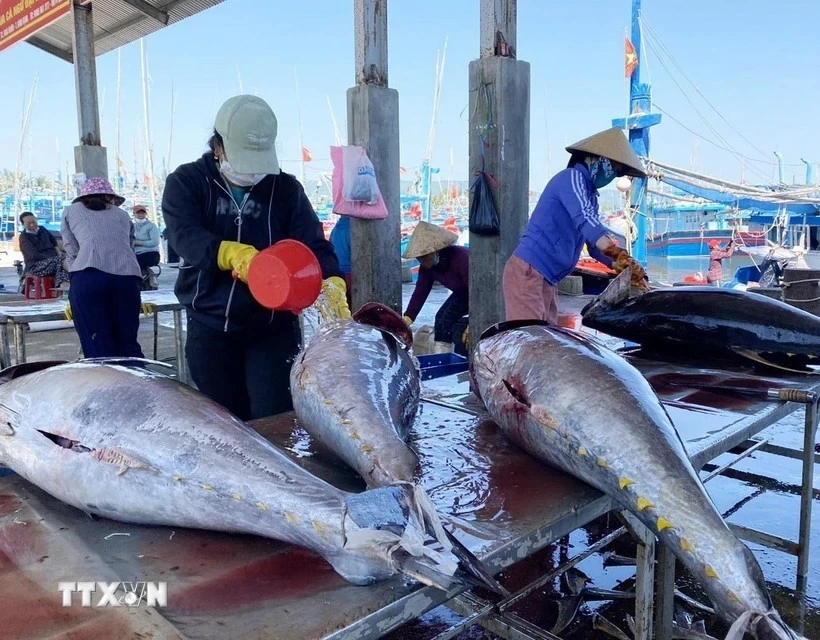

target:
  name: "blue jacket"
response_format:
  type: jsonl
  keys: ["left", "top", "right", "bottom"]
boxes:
{"left": 514, "top": 164, "right": 613, "bottom": 285}
{"left": 329, "top": 215, "right": 351, "bottom": 275}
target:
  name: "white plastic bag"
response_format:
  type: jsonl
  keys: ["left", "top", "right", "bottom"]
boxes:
{"left": 342, "top": 146, "right": 379, "bottom": 204}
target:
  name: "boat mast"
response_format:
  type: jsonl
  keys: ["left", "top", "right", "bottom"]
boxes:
{"left": 612, "top": 0, "right": 661, "bottom": 265}
{"left": 421, "top": 38, "right": 447, "bottom": 223}
{"left": 116, "top": 48, "right": 123, "bottom": 193}
{"left": 140, "top": 38, "right": 159, "bottom": 229}
{"left": 14, "top": 73, "right": 38, "bottom": 219}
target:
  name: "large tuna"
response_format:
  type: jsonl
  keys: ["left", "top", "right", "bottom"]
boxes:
{"left": 0, "top": 358, "right": 485, "bottom": 592}
{"left": 470, "top": 322, "right": 804, "bottom": 639}
{"left": 291, "top": 302, "right": 506, "bottom": 594}
{"left": 291, "top": 302, "right": 420, "bottom": 489}
{"left": 581, "top": 268, "right": 820, "bottom": 371}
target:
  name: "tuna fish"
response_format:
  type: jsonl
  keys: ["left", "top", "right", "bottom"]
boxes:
{"left": 470, "top": 322, "right": 805, "bottom": 639}
{"left": 291, "top": 302, "right": 506, "bottom": 594}
{"left": 581, "top": 268, "right": 820, "bottom": 372}
{"left": 0, "top": 358, "right": 486, "bottom": 592}
{"left": 291, "top": 302, "right": 420, "bottom": 489}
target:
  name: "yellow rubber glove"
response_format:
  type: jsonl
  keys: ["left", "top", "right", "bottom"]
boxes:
{"left": 64, "top": 303, "right": 72, "bottom": 322}
{"left": 318, "top": 276, "right": 351, "bottom": 321}
{"left": 140, "top": 302, "right": 157, "bottom": 316}
{"left": 217, "top": 241, "right": 259, "bottom": 283}
{"left": 403, "top": 315, "right": 413, "bottom": 327}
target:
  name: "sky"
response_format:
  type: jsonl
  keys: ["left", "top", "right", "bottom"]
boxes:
{"left": 1, "top": 0, "right": 819, "bottom": 191}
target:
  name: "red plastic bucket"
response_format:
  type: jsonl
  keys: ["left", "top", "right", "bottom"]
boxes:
{"left": 247, "top": 239, "right": 322, "bottom": 313}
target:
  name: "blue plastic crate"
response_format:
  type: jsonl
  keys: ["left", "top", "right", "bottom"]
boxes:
{"left": 418, "top": 353, "right": 469, "bottom": 380}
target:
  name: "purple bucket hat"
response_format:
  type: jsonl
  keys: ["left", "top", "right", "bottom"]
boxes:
{"left": 72, "top": 177, "right": 125, "bottom": 206}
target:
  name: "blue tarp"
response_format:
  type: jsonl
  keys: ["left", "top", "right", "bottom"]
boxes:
{"left": 661, "top": 177, "right": 820, "bottom": 216}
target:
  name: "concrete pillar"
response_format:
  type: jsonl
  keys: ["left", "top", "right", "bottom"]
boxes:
{"left": 468, "top": 0, "right": 530, "bottom": 344}
{"left": 71, "top": 1, "right": 108, "bottom": 180}
{"left": 346, "top": 0, "right": 402, "bottom": 313}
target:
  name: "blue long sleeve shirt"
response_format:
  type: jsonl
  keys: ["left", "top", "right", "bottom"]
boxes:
{"left": 514, "top": 164, "right": 613, "bottom": 285}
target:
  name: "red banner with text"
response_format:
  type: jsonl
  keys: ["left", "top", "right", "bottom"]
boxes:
{"left": 0, "top": 0, "right": 70, "bottom": 55}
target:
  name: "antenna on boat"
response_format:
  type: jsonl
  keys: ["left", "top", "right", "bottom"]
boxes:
{"left": 139, "top": 37, "right": 163, "bottom": 260}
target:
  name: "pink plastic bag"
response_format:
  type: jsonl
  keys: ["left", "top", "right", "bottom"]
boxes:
{"left": 330, "top": 145, "right": 388, "bottom": 220}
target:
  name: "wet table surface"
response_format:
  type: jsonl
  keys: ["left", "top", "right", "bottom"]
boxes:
{"left": 0, "top": 353, "right": 817, "bottom": 639}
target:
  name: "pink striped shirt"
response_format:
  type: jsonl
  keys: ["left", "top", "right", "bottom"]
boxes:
{"left": 60, "top": 202, "right": 142, "bottom": 278}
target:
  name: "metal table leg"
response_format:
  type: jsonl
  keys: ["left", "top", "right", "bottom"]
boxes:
{"left": 0, "top": 322, "right": 9, "bottom": 368}
{"left": 620, "top": 511, "right": 655, "bottom": 640}
{"left": 172, "top": 309, "right": 187, "bottom": 385}
{"left": 797, "top": 398, "right": 818, "bottom": 590}
{"left": 12, "top": 322, "right": 26, "bottom": 365}
{"left": 654, "top": 544, "right": 676, "bottom": 640}
{"left": 153, "top": 312, "right": 159, "bottom": 361}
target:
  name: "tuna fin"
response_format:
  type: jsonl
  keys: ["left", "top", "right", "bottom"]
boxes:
{"left": 0, "top": 360, "right": 67, "bottom": 384}
{"left": 77, "top": 357, "right": 176, "bottom": 370}
{"left": 581, "top": 267, "right": 633, "bottom": 317}
{"left": 353, "top": 302, "right": 414, "bottom": 349}
{"left": 343, "top": 482, "right": 504, "bottom": 594}
{"left": 736, "top": 350, "right": 819, "bottom": 375}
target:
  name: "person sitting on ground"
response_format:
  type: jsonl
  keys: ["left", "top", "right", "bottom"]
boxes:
{"left": 18, "top": 211, "right": 69, "bottom": 290}
{"left": 402, "top": 221, "right": 469, "bottom": 354}
{"left": 707, "top": 239, "right": 734, "bottom": 285}
{"left": 133, "top": 204, "right": 161, "bottom": 271}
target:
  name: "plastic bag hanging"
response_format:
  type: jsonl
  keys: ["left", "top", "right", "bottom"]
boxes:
{"left": 330, "top": 146, "right": 387, "bottom": 219}
{"left": 341, "top": 145, "right": 379, "bottom": 204}
{"left": 469, "top": 154, "right": 500, "bottom": 236}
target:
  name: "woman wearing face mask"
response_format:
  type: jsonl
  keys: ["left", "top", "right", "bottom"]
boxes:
{"left": 402, "top": 221, "right": 469, "bottom": 354}
{"left": 161, "top": 95, "right": 347, "bottom": 421}
{"left": 132, "top": 204, "right": 161, "bottom": 289}
{"left": 503, "top": 127, "right": 649, "bottom": 324}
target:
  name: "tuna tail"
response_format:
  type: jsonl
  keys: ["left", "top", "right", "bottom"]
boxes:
{"left": 580, "top": 267, "right": 633, "bottom": 316}
{"left": 343, "top": 482, "right": 505, "bottom": 594}
{"left": 725, "top": 610, "right": 806, "bottom": 640}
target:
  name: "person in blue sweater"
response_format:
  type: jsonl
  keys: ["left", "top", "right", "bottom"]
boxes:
{"left": 503, "top": 127, "right": 649, "bottom": 324}
{"left": 132, "top": 204, "right": 161, "bottom": 289}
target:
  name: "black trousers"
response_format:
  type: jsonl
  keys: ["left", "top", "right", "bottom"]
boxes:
{"left": 185, "top": 316, "right": 301, "bottom": 421}
{"left": 69, "top": 268, "right": 144, "bottom": 359}
{"left": 434, "top": 291, "right": 469, "bottom": 342}
{"left": 136, "top": 251, "right": 160, "bottom": 270}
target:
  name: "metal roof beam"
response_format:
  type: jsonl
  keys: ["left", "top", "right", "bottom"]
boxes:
{"left": 121, "top": 0, "right": 169, "bottom": 25}
{"left": 26, "top": 36, "right": 73, "bottom": 63}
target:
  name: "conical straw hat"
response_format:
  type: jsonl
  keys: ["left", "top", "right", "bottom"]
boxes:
{"left": 402, "top": 221, "right": 458, "bottom": 259}
{"left": 566, "top": 127, "right": 646, "bottom": 178}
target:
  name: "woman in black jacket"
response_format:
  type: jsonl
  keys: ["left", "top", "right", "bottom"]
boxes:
{"left": 162, "top": 94, "right": 348, "bottom": 421}
{"left": 18, "top": 211, "right": 69, "bottom": 289}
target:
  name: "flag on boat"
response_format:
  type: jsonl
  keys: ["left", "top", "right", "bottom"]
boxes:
{"left": 302, "top": 147, "right": 313, "bottom": 162}
{"left": 625, "top": 37, "right": 638, "bottom": 78}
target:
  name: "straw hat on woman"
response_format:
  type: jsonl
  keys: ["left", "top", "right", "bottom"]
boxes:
{"left": 402, "top": 221, "right": 469, "bottom": 354}
{"left": 61, "top": 177, "right": 145, "bottom": 359}
{"left": 503, "top": 127, "right": 650, "bottom": 325}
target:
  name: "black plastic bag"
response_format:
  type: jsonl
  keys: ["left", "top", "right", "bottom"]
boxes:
{"left": 469, "top": 169, "right": 500, "bottom": 236}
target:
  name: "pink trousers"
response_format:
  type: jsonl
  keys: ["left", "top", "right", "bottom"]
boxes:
{"left": 502, "top": 255, "right": 559, "bottom": 324}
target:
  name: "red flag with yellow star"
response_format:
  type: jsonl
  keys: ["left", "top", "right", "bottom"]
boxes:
{"left": 625, "top": 37, "right": 638, "bottom": 78}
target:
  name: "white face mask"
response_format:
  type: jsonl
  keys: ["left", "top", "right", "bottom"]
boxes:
{"left": 219, "top": 160, "right": 266, "bottom": 187}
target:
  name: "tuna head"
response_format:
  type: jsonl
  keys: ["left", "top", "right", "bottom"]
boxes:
{"left": 335, "top": 481, "right": 505, "bottom": 594}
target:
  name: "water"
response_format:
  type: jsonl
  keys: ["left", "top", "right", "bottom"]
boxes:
{"left": 646, "top": 254, "right": 758, "bottom": 285}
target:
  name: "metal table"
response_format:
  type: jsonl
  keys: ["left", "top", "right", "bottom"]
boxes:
{"left": 0, "top": 289, "right": 189, "bottom": 384}
{"left": 0, "top": 356, "right": 815, "bottom": 639}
